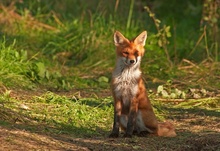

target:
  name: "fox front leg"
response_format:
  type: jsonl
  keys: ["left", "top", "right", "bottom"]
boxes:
{"left": 109, "top": 100, "right": 121, "bottom": 138}
{"left": 123, "top": 100, "right": 138, "bottom": 138}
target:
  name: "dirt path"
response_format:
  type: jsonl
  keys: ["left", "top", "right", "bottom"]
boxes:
{"left": 0, "top": 127, "right": 219, "bottom": 151}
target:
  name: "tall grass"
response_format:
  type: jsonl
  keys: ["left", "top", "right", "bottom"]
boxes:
{"left": 0, "top": 39, "right": 33, "bottom": 88}
{"left": 0, "top": 0, "right": 219, "bottom": 89}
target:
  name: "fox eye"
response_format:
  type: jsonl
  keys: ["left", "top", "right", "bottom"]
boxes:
{"left": 123, "top": 52, "right": 129, "bottom": 55}
{"left": 134, "top": 51, "right": 139, "bottom": 56}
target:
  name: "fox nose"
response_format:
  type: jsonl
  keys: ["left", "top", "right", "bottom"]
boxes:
{"left": 130, "top": 60, "right": 135, "bottom": 64}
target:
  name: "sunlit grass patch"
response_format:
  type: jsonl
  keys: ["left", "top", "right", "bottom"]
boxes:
{"left": 0, "top": 91, "right": 113, "bottom": 137}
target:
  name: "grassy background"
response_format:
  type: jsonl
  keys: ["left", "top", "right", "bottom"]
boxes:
{"left": 0, "top": 0, "right": 220, "bottom": 139}
{"left": 1, "top": 0, "right": 219, "bottom": 90}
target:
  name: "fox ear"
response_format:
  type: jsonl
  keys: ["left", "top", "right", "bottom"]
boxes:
{"left": 114, "top": 31, "right": 129, "bottom": 46}
{"left": 134, "top": 31, "right": 147, "bottom": 46}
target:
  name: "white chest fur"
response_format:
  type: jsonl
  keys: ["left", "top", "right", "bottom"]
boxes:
{"left": 112, "top": 58, "right": 141, "bottom": 104}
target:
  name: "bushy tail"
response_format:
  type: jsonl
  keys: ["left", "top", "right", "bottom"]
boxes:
{"left": 157, "top": 121, "right": 177, "bottom": 137}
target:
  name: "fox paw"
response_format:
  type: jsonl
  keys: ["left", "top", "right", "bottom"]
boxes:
{"left": 109, "top": 133, "right": 119, "bottom": 138}
{"left": 137, "top": 131, "right": 150, "bottom": 137}
{"left": 123, "top": 133, "right": 132, "bottom": 138}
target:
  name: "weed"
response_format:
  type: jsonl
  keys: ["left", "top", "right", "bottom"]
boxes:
{"left": 0, "top": 38, "right": 33, "bottom": 88}
{"left": 144, "top": 6, "right": 172, "bottom": 67}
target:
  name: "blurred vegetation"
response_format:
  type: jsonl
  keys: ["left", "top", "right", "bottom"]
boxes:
{"left": 0, "top": 0, "right": 219, "bottom": 91}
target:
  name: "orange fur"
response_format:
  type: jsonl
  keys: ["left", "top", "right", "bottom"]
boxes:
{"left": 109, "top": 31, "right": 176, "bottom": 138}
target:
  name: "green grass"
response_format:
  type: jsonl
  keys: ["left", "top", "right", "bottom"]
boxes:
{"left": 0, "top": 91, "right": 113, "bottom": 137}
{"left": 0, "top": 39, "right": 34, "bottom": 88}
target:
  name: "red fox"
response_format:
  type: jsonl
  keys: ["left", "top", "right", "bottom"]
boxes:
{"left": 109, "top": 31, "right": 176, "bottom": 138}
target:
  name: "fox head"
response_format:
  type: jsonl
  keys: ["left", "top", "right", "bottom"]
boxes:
{"left": 114, "top": 31, "right": 147, "bottom": 67}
